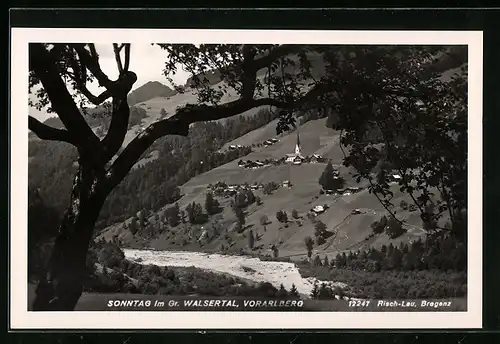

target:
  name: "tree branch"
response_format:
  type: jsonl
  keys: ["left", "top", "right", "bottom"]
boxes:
{"left": 123, "top": 44, "right": 131, "bottom": 72}
{"left": 29, "top": 116, "right": 77, "bottom": 145}
{"left": 426, "top": 46, "right": 468, "bottom": 75}
{"left": 367, "top": 179, "right": 405, "bottom": 225}
{"left": 104, "top": 77, "right": 333, "bottom": 192}
{"left": 81, "top": 87, "right": 112, "bottom": 106}
{"left": 104, "top": 118, "right": 186, "bottom": 192}
{"left": 105, "top": 97, "right": 284, "bottom": 191}
{"left": 88, "top": 44, "right": 99, "bottom": 59}
{"left": 98, "top": 71, "right": 137, "bottom": 163}
{"left": 100, "top": 96, "right": 131, "bottom": 163}
{"left": 240, "top": 45, "right": 257, "bottom": 100}
{"left": 113, "top": 44, "right": 124, "bottom": 74}
{"left": 72, "top": 44, "right": 113, "bottom": 89}
{"left": 253, "top": 45, "right": 302, "bottom": 71}
{"left": 66, "top": 47, "right": 112, "bottom": 105}
{"left": 29, "top": 43, "right": 101, "bottom": 148}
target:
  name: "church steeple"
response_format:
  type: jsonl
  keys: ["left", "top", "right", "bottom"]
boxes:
{"left": 294, "top": 128, "right": 301, "bottom": 155}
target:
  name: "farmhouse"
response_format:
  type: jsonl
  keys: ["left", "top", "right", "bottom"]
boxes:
{"left": 390, "top": 174, "right": 402, "bottom": 182}
{"left": 250, "top": 184, "right": 260, "bottom": 190}
{"left": 310, "top": 154, "right": 324, "bottom": 163}
{"left": 312, "top": 205, "right": 326, "bottom": 214}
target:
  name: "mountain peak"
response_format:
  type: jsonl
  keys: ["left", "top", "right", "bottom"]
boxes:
{"left": 127, "top": 81, "right": 177, "bottom": 106}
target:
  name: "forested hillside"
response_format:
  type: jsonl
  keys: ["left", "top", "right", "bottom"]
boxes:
{"left": 29, "top": 107, "right": 279, "bottom": 228}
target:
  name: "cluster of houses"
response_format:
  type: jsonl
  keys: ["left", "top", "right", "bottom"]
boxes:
{"left": 237, "top": 159, "right": 272, "bottom": 169}
{"left": 323, "top": 186, "right": 364, "bottom": 196}
{"left": 309, "top": 203, "right": 363, "bottom": 218}
{"left": 308, "top": 204, "right": 362, "bottom": 217}
{"left": 285, "top": 154, "right": 327, "bottom": 165}
{"left": 208, "top": 180, "right": 292, "bottom": 198}
{"left": 208, "top": 182, "right": 265, "bottom": 198}
{"left": 227, "top": 138, "right": 279, "bottom": 152}
{"left": 263, "top": 138, "right": 280, "bottom": 146}
{"left": 229, "top": 129, "right": 333, "bottom": 170}
{"left": 236, "top": 154, "right": 328, "bottom": 170}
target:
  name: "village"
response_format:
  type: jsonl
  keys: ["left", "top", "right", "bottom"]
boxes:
{"left": 235, "top": 130, "right": 330, "bottom": 170}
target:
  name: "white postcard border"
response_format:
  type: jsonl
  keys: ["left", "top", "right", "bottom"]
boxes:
{"left": 10, "top": 28, "right": 483, "bottom": 329}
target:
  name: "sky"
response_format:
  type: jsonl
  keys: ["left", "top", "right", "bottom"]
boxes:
{"left": 29, "top": 43, "right": 190, "bottom": 121}
{"left": 90, "top": 43, "right": 189, "bottom": 93}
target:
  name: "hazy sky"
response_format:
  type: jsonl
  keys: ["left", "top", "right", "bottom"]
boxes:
{"left": 90, "top": 43, "right": 189, "bottom": 93}
{"left": 29, "top": 43, "right": 190, "bottom": 121}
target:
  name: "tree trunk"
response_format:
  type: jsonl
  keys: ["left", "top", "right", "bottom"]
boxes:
{"left": 32, "top": 162, "right": 106, "bottom": 311}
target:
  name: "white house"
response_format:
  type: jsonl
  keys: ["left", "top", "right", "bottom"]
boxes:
{"left": 312, "top": 205, "right": 325, "bottom": 214}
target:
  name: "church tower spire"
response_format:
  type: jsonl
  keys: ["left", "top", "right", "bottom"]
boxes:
{"left": 295, "top": 128, "right": 301, "bottom": 155}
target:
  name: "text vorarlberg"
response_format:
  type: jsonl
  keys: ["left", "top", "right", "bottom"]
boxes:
{"left": 106, "top": 298, "right": 304, "bottom": 309}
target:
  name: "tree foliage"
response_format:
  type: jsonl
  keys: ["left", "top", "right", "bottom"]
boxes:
{"left": 204, "top": 192, "right": 221, "bottom": 215}
{"left": 371, "top": 215, "right": 388, "bottom": 235}
{"left": 325, "top": 47, "right": 467, "bottom": 242}
{"left": 276, "top": 210, "right": 288, "bottom": 223}
{"left": 232, "top": 202, "right": 246, "bottom": 229}
{"left": 248, "top": 230, "right": 255, "bottom": 249}
{"left": 319, "top": 162, "right": 345, "bottom": 190}
{"left": 185, "top": 202, "right": 204, "bottom": 224}
{"left": 304, "top": 236, "right": 314, "bottom": 258}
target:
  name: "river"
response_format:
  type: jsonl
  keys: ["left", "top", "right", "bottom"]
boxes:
{"left": 123, "top": 248, "right": 348, "bottom": 296}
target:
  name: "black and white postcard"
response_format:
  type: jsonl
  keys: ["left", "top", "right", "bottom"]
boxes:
{"left": 10, "top": 28, "right": 483, "bottom": 329}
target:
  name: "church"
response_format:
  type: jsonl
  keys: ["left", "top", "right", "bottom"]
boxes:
{"left": 285, "top": 129, "right": 304, "bottom": 164}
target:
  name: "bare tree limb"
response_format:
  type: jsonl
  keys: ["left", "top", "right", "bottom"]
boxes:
{"left": 98, "top": 71, "right": 137, "bottom": 162}
{"left": 123, "top": 44, "right": 131, "bottom": 72}
{"left": 79, "top": 87, "right": 112, "bottom": 106}
{"left": 72, "top": 44, "right": 113, "bottom": 89}
{"left": 105, "top": 79, "right": 332, "bottom": 191}
{"left": 113, "top": 44, "right": 124, "bottom": 74}
{"left": 66, "top": 47, "right": 112, "bottom": 105}
{"left": 240, "top": 45, "right": 257, "bottom": 100}
{"left": 100, "top": 96, "right": 131, "bottom": 163}
{"left": 105, "top": 96, "right": 284, "bottom": 191}
{"left": 104, "top": 118, "right": 184, "bottom": 192}
{"left": 29, "top": 116, "right": 78, "bottom": 145}
{"left": 29, "top": 43, "right": 101, "bottom": 149}
{"left": 88, "top": 44, "right": 99, "bottom": 59}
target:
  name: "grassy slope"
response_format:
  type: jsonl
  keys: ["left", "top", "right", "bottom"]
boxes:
{"left": 38, "top": 56, "right": 464, "bottom": 259}
{"left": 99, "top": 117, "right": 437, "bottom": 262}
